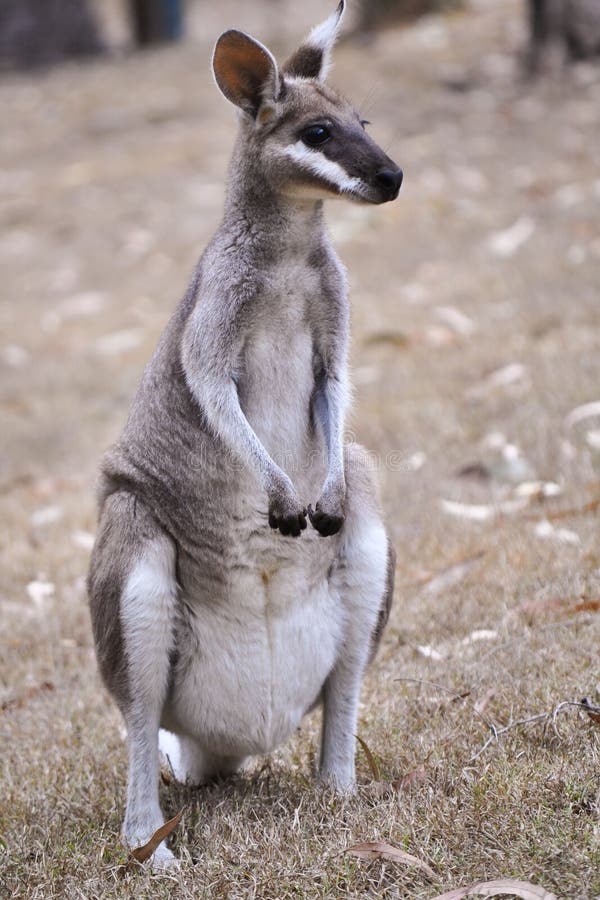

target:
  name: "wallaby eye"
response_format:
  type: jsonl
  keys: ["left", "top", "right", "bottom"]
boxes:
{"left": 360, "top": 119, "right": 370, "bottom": 129}
{"left": 301, "top": 125, "right": 331, "bottom": 148}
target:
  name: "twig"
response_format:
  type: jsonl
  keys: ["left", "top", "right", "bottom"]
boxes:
{"left": 395, "top": 677, "right": 498, "bottom": 736}
{"left": 396, "top": 678, "right": 600, "bottom": 763}
{"left": 525, "top": 495, "right": 600, "bottom": 522}
{"left": 469, "top": 712, "right": 548, "bottom": 762}
{"left": 469, "top": 699, "right": 600, "bottom": 762}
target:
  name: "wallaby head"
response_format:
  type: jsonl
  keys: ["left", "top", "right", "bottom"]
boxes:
{"left": 212, "top": 1, "right": 402, "bottom": 205}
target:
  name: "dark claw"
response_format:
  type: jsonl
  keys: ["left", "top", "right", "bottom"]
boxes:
{"left": 308, "top": 504, "right": 344, "bottom": 537}
{"left": 268, "top": 506, "right": 308, "bottom": 538}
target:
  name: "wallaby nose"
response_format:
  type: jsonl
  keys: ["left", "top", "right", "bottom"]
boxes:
{"left": 375, "top": 168, "right": 403, "bottom": 200}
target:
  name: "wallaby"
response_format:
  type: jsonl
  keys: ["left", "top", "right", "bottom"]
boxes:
{"left": 88, "top": 0, "right": 401, "bottom": 869}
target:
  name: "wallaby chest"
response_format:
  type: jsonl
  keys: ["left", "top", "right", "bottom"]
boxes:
{"left": 236, "top": 257, "right": 323, "bottom": 469}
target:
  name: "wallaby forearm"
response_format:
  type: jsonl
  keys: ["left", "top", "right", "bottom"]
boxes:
{"left": 182, "top": 307, "right": 308, "bottom": 536}
{"left": 314, "top": 371, "right": 347, "bottom": 491}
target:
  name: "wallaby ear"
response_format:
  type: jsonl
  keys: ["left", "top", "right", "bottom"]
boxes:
{"left": 283, "top": 0, "right": 345, "bottom": 81}
{"left": 212, "top": 30, "right": 280, "bottom": 117}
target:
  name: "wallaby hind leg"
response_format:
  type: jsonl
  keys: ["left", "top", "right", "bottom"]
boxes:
{"left": 88, "top": 491, "right": 178, "bottom": 868}
{"left": 319, "top": 444, "right": 394, "bottom": 792}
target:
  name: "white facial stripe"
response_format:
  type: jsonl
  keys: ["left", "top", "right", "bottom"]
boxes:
{"left": 284, "top": 142, "right": 364, "bottom": 197}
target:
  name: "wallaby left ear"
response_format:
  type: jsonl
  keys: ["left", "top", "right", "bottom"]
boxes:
{"left": 283, "top": 0, "right": 346, "bottom": 81}
{"left": 213, "top": 30, "right": 280, "bottom": 117}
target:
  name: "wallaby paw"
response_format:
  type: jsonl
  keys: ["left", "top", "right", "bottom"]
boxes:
{"left": 150, "top": 842, "right": 180, "bottom": 872}
{"left": 268, "top": 489, "right": 307, "bottom": 537}
{"left": 308, "top": 501, "right": 344, "bottom": 537}
{"left": 318, "top": 770, "right": 357, "bottom": 796}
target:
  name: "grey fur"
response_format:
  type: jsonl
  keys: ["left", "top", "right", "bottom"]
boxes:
{"left": 88, "top": 4, "right": 401, "bottom": 867}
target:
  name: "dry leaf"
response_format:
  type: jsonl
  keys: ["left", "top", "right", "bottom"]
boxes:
{"left": 487, "top": 216, "right": 535, "bottom": 257}
{"left": 434, "top": 306, "right": 476, "bottom": 336}
{"left": 416, "top": 644, "right": 443, "bottom": 661}
{"left": 129, "top": 810, "right": 183, "bottom": 864}
{"left": 363, "top": 330, "right": 410, "bottom": 349}
{"left": 519, "top": 597, "right": 600, "bottom": 624}
{"left": 1, "top": 680, "right": 54, "bottom": 712}
{"left": 462, "top": 629, "right": 498, "bottom": 645}
{"left": 422, "top": 552, "right": 484, "bottom": 598}
{"left": 346, "top": 841, "right": 435, "bottom": 879}
{"left": 572, "top": 600, "right": 600, "bottom": 614}
{"left": 474, "top": 689, "right": 496, "bottom": 715}
{"left": 95, "top": 329, "right": 143, "bottom": 356}
{"left": 430, "top": 878, "right": 557, "bottom": 899}
{"left": 355, "top": 735, "right": 381, "bottom": 782}
{"left": 440, "top": 498, "right": 527, "bottom": 522}
{"left": 534, "top": 519, "right": 580, "bottom": 546}
{"left": 581, "top": 697, "right": 600, "bottom": 725}
{"left": 394, "top": 765, "right": 428, "bottom": 792}
{"left": 564, "top": 400, "right": 600, "bottom": 430}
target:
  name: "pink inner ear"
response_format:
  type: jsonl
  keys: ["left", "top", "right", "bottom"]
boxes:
{"left": 214, "top": 33, "right": 273, "bottom": 108}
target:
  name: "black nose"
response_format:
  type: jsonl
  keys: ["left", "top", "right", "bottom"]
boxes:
{"left": 375, "top": 168, "right": 403, "bottom": 199}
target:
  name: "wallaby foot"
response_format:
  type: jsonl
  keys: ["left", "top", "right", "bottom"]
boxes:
{"left": 169, "top": 733, "right": 246, "bottom": 786}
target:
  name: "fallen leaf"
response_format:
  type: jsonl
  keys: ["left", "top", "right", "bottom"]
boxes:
{"left": 580, "top": 697, "right": 600, "bottom": 725}
{"left": 440, "top": 498, "right": 528, "bottom": 521}
{"left": 1, "top": 681, "right": 54, "bottom": 712}
{"left": 572, "top": 600, "right": 600, "bottom": 614}
{"left": 518, "top": 597, "right": 600, "bottom": 623}
{"left": 31, "top": 505, "right": 63, "bottom": 527}
{"left": 564, "top": 400, "right": 600, "bottom": 430}
{"left": 416, "top": 644, "right": 443, "bottom": 661}
{"left": 421, "top": 552, "right": 484, "bottom": 598}
{"left": 71, "top": 529, "right": 95, "bottom": 551}
{"left": 393, "top": 765, "right": 428, "bottom": 792}
{"left": 474, "top": 689, "right": 496, "bottom": 715}
{"left": 534, "top": 519, "right": 580, "bottom": 546}
{"left": 487, "top": 216, "right": 535, "bottom": 258}
{"left": 466, "top": 363, "right": 528, "bottom": 399}
{"left": 26, "top": 580, "right": 55, "bottom": 607}
{"left": 586, "top": 429, "right": 600, "bottom": 449}
{"left": 526, "top": 495, "right": 600, "bottom": 522}
{"left": 95, "top": 329, "right": 143, "bottom": 356}
{"left": 346, "top": 841, "right": 435, "bottom": 879}
{"left": 462, "top": 629, "right": 498, "bottom": 645}
{"left": 356, "top": 735, "right": 381, "bottom": 782}
{"left": 129, "top": 810, "right": 183, "bottom": 864}
{"left": 363, "top": 330, "right": 410, "bottom": 349}
{"left": 434, "top": 306, "right": 476, "bottom": 336}
{"left": 430, "top": 878, "right": 557, "bottom": 899}
{"left": 514, "top": 481, "right": 561, "bottom": 499}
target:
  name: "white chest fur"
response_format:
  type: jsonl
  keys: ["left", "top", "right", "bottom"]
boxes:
{"left": 168, "top": 558, "right": 343, "bottom": 757}
{"left": 238, "top": 260, "right": 320, "bottom": 472}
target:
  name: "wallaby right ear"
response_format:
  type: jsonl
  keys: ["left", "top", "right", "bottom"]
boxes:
{"left": 212, "top": 30, "right": 280, "bottom": 117}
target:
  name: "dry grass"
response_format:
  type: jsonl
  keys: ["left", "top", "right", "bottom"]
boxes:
{"left": 1, "top": 1, "right": 600, "bottom": 897}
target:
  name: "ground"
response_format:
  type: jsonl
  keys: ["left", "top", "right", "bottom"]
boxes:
{"left": 1, "top": 0, "right": 599, "bottom": 897}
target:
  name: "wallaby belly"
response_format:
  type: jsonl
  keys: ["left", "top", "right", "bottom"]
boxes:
{"left": 165, "top": 541, "right": 343, "bottom": 757}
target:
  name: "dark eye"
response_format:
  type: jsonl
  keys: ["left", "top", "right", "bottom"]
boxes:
{"left": 301, "top": 125, "right": 331, "bottom": 147}
{"left": 360, "top": 119, "right": 370, "bottom": 129}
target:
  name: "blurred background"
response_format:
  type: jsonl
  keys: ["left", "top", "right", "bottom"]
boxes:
{"left": 2, "top": 0, "right": 600, "bottom": 625}
{"left": 1, "top": 2, "right": 600, "bottom": 894}
{"left": 2, "top": 0, "right": 600, "bottom": 651}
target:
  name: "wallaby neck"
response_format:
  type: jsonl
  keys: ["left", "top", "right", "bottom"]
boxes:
{"left": 220, "top": 133, "right": 326, "bottom": 258}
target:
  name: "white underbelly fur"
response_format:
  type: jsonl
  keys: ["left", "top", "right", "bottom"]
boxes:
{"left": 167, "top": 566, "right": 343, "bottom": 758}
